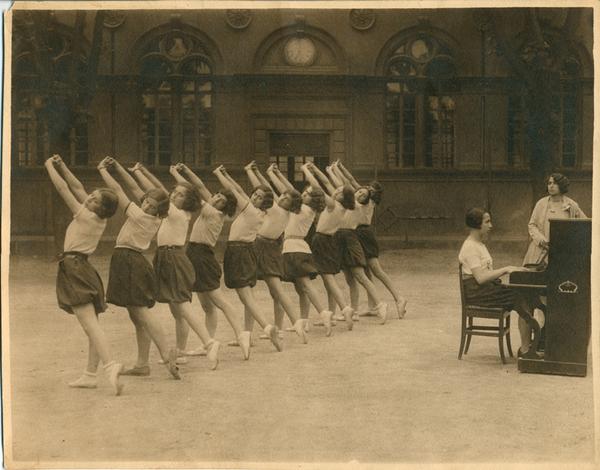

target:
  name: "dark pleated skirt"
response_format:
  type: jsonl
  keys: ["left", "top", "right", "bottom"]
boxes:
{"left": 106, "top": 248, "right": 157, "bottom": 308}
{"left": 256, "top": 236, "right": 284, "bottom": 280}
{"left": 310, "top": 232, "right": 342, "bottom": 274}
{"left": 282, "top": 252, "right": 318, "bottom": 282}
{"left": 187, "top": 242, "right": 222, "bottom": 293}
{"left": 356, "top": 224, "right": 379, "bottom": 259}
{"left": 153, "top": 246, "right": 195, "bottom": 303}
{"left": 56, "top": 253, "right": 107, "bottom": 315}
{"left": 223, "top": 242, "right": 257, "bottom": 289}
{"left": 335, "top": 229, "right": 367, "bottom": 269}
{"left": 462, "top": 278, "right": 517, "bottom": 310}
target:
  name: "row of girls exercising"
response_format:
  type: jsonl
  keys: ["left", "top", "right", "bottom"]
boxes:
{"left": 45, "top": 154, "right": 407, "bottom": 395}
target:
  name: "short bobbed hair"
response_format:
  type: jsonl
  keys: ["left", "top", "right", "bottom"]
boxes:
{"left": 143, "top": 188, "right": 170, "bottom": 219}
{"left": 175, "top": 182, "right": 201, "bottom": 212}
{"left": 307, "top": 187, "right": 326, "bottom": 213}
{"left": 369, "top": 181, "right": 383, "bottom": 205}
{"left": 284, "top": 189, "right": 302, "bottom": 213}
{"left": 465, "top": 207, "right": 488, "bottom": 229}
{"left": 95, "top": 188, "right": 119, "bottom": 219}
{"left": 340, "top": 185, "right": 355, "bottom": 210}
{"left": 253, "top": 185, "right": 274, "bottom": 211}
{"left": 548, "top": 173, "right": 570, "bottom": 194}
{"left": 218, "top": 189, "right": 238, "bottom": 217}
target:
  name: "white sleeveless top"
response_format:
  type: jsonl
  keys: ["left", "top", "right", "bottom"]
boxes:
{"left": 189, "top": 202, "right": 225, "bottom": 247}
{"left": 228, "top": 202, "right": 264, "bottom": 243}
{"left": 258, "top": 204, "right": 290, "bottom": 239}
{"left": 316, "top": 201, "right": 346, "bottom": 235}
{"left": 63, "top": 206, "right": 107, "bottom": 255}
{"left": 282, "top": 204, "right": 316, "bottom": 254}
{"left": 157, "top": 204, "right": 191, "bottom": 247}
{"left": 115, "top": 202, "right": 162, "bottom": 251}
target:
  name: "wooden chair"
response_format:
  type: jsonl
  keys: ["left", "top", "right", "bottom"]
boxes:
{"left": 458, "top": 264, "right": 513, "bottom": 364}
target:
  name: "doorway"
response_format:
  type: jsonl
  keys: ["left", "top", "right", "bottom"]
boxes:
{"left": 269, "top": 133, "right": 330, "bottom": 190}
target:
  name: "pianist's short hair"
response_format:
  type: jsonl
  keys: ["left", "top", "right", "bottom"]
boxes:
{"left": 465, "top": 207, "right": 487, "bottom": 229}
{"left": 548, "top": 173, "right": 570, "bottom": 194}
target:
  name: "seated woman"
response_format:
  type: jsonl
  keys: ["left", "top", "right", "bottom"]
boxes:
{"left": 458, "top": 207, "right": 541, "bottom": 359}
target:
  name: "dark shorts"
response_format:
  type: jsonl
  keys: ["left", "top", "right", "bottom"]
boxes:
{"left": 256, "top": 236, "right": 284, "bottom": 280}
{"left": 56, "top": 253, "right": 107, "bottom": 315}
{"left": 356, "top": 225, "right": 379, "bottom": 259}
{"left": 107, "top": 248, "right": 157, "bottom": 308}
{"left": 282, "top": 252, "right": 318, "bottom": 282}
{"left": 335, "top": 229, "right": 367, "bottom": 269}
{"left": 187, "top": 243, "right": 222, "bottom": 293}
{"left": 462, "top": 278, "right": 517, "bottom": 310}
{"left": 153, "top": 246, "right": 195, "bottom": 303}
{"left": 310, "top": 232, "right": 342, "bottom": 274}
{"left": 223, "top": 242, "right": 257, "bottom": 289}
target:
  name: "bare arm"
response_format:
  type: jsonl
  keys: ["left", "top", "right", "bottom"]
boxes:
{"left": 267, "top": 164, "right": 288, "bottom": 194}
{"left": 111, "top": 160, "right": 145, "bottom": 201}
{"left": 271, "top": 166, "right": 295, "bottom": 192}
{"left": 169, "top": 165, "right": 188, "bottom": 185}
{"left": 54, "top": 156, "right": 88, "bottom": 203}
{"left": 97, "top": 158, "right": 131, "bottom": 212}
{"left": 251, "top": 162, "right": 276, "bottom": 193}
{"left": 214, "top": 166, "right": 248, "bottom": 203}
{"left": 310, "top": 163, "right": 336, "bottom": 195}
{"left": 303, "top": 164, "right": 334, "bottom": 208}
{"left": 178, "top": 164, "right": 212, "bottom": 201}
{"left": 45, "top": 156, "right": 81, "bottom": 215}
{"left": 244, "top": 161, "right": 263, "bottom": 190}
{"left": 138, "top": 164, "right": 168, "bottom": 194}
{"left": 327, "top": 165, "right": 345, "bottom": 188}
{"left": 337, "top": 161, "right": 361, "bottom": 190}
{"left": 471, "top": 265, "right": 526, "bottom": 285}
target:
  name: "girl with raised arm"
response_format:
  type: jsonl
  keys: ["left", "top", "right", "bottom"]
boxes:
{"left": 128, "top": 163, "right": 221, "bottom": 370}
{"left": 245, "top": 162, "right": 308, "bottom": 344}
{"left": 213, "top": 165, "right": 282, "bottom": 352}
{"left": 171, "top": 163, "right": 251, "bottom": 360}
{"left": 45, "top": 155, "right": 123, "bottom": 395}
{"left": 98, "top": 157, "right": 181, "bottom": 380}
{"left": 302, "top": 162, "right": 355, "bottom": 330}
{"left": 270, "top": 164, "right": 334, "bottom": 336}
{"left": 329, "top": 162, "right": 388, "bottom": 324}
{"left": 336, "top": 161, "right": 407, "bottom": 319}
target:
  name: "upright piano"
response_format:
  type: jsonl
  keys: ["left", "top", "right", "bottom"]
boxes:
{"left": 507, "top": 219, "right": 591, "bottom": 377}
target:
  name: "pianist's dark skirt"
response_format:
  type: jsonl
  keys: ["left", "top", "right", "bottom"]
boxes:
{"left": 462, "top": 278, "right": 517, "bottom": 309}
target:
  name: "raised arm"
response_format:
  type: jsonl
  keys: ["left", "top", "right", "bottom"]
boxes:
{"left": 137, "top": 163, "right": 168, "bottom": 194}
{"left": 53, "top": 157, "right": 88, "bottom": 203}
{"left": 214, "top": 165, "right": 248, "bottom": 203}
{"left": 249, "top": 162, "right": 276, "bottom": 193}
{"left": 266, "top": 164, "right": 288, "bottom": 194}
{"left": 45, "top": 155, "right": 81, "bottom": 215}
{"left": 97, "top": 158, "right": 131, "bottom": 212}
{"left": 303, "top": 164, "right": 334, "bottom": 208}
{"left": 336, "top": 161, "right": 360, "bottom": 190}
{"left": 111, "top": 159, "right": 145, "bottom": 201}
{"left": 270, "top": 165, "right": 296, "bottom": 193}
{"left": 176, "top": 163, "right": 212, "bottom": 201}
{"left": 310, "top": 163, "right": 336, "bottom": 195}
{"left": 327, "top": 164, "right": 345, "bottom": 188}
{"left": 244, "top": 161, "right": 263, "bottom": 190}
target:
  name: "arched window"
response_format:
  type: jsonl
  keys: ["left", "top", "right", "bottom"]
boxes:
{"left": 138, "top": 30, "right": 214, "bottom": 167}
{"left": 384, "top": 34, "right": 457, "bottom": 169}
{"left": 507, "top": 42, "right": 583, "bottom": 169}
{"left": 12, "top": 24, "right": 89, "bottom": 167}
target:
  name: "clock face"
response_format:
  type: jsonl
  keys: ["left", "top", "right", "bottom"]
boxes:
{"left": 284, "top": 37, "right": 317, "bottom": 67}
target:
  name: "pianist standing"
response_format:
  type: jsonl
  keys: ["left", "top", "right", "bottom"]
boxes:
{"left": 523, "top": 173, "right": 586, "bottom": 266}
{"left": 459, "top": 208, "right": 541, "bottom": 358}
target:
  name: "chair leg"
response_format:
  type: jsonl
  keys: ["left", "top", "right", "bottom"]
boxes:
{"left": 498, "top": 317, "right": 506, "bottom": 364}
{"left": 506, "top": 316, "right": 514, "bottom": 358}
{"left": 458, "top": 317, "right": 466, "bottom": 359}
{"left": 464, "top": 333, "right": 472, "bottom": 354}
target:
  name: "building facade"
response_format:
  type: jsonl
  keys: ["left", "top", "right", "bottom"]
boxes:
{"left": 10, "top": 8, "right": 594, "bottom": 248}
